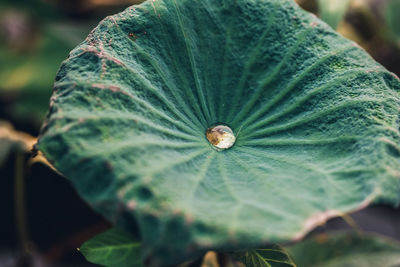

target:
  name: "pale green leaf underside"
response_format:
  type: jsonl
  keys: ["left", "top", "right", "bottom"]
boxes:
{"left": 287, "top": 232, "right": 400, "bottom": 267}
{"left": 80, "top": 228, "right": 141, "bottom": 267}
{"left": 38, "top": 0, "right": 400, "bottom": 265}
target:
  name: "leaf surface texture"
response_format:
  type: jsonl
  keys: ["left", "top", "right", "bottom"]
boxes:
{"left": 38, "top": 0, "right": 400, "bottom": 265}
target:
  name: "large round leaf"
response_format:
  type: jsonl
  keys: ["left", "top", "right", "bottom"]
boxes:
{"left": 37, "top": 0, "right": 400, "bottom": 265}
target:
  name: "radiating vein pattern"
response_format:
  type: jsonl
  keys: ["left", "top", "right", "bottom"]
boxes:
{"left": 38, "top": 0, "right": 400, "bottom": 265}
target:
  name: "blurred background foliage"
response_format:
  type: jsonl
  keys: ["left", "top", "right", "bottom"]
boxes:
{"left": 0, "top": 0, "right": 143, "bottom": 135}
{"left": 299, "top": 0, "right": 400, "bottom": 75}
{"left": 0, "top": 0, "right": 399, "bottom": 266}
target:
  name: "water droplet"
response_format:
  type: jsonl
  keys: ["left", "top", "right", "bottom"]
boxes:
{"left": 206, "top": 125, "right": 236, "bottom": 150}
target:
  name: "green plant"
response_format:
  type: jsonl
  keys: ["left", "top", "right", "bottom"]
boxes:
{"left": 79, "top": 228, "right": 141, "bottom": 267}
{"left": 36, "top": 0, "right": 400, "bottom": 266}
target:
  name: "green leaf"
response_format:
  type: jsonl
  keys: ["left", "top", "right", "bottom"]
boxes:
{"left": 232, "top": 245, "right": 296, "bottom": 267}
{"left": 37, "top": 0, "right": 400, "bottom": 265}
{"left": 287, "top": 232, "right": 400, "bottom": 267}
{"left": 80, "top": 228, "right": 142, "bottom": 267}
{"left": 317, "top": 0, "right": 351, "bottom": 29}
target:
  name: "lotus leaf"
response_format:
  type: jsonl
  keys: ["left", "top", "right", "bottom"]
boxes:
{"left": 37, "top": 0, "right": 400, "bottom": 265}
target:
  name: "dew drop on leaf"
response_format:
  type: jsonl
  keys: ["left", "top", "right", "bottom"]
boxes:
{"left": 206, "top": 125, "right": 236, "bottom": 150}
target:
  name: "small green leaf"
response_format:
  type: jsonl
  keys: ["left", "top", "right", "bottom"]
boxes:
{"left": 80, "top": 228, "right": 142, "bottom": 267}
{"left": 232, "top": 245, "right": 296, "bottom": 267}
{"left": 287, "top": 232, "right": 400, "bottom": 267}
{"left": 318, "top": 0, "right": 351, "bottom": 29}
